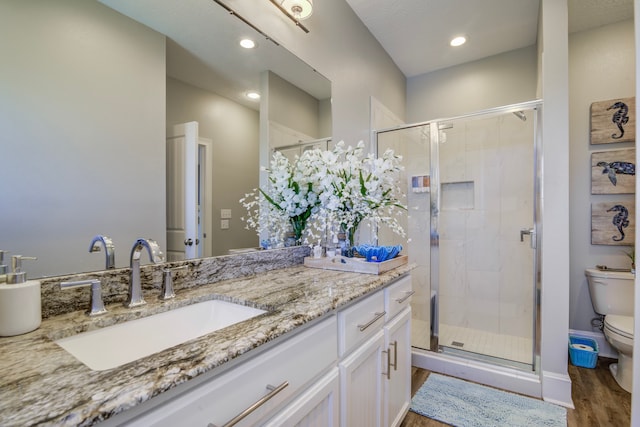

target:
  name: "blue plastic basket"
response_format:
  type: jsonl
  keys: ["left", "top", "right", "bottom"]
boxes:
{"left": 568, "top": 335, "right": 599, "bottom": 368}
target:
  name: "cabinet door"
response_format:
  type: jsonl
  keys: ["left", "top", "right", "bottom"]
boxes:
{"left": 384, "top": 308, "right": 411, "bottom": 427}
{"left": 339, "top": 330, "right": 385, "bottom": 427}
{"left": 264, "top": 368, "right": 339, "bottom": 427}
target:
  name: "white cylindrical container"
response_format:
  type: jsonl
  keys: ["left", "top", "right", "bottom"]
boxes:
{"left": 0, "top": 279, "right": 41, "bottom": 336}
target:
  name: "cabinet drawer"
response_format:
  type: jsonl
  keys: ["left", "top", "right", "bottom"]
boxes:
{"left": 338, "top": 290, "right": 385, "bottom": 357}
{"left": 385, "top": 275, "right": 413, "bottom": 321}
{"left": 128, "top": 315, "right": 337, "bottom": 427}
{"left": 263, "top": 367, "right": 339, "bottom": 427}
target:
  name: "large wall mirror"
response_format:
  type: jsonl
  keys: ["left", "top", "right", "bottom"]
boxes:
{"left": 0, "top": 0, "right": 331, "bottom": 278}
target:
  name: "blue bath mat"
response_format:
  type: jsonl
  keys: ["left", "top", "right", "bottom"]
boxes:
{"left": 410, "top": 373, "right": 567, "bottom": 426}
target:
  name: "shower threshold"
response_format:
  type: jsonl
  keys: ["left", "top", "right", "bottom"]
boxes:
{"left": 439, "top": 345, "right": 534, "bottom": 372}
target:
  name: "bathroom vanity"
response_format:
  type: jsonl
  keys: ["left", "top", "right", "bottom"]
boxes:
{"left": 0, "top": 248, "right": 413, "bottom": 426}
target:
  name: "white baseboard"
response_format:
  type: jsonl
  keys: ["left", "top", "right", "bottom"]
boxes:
{"left": 569, "top": 329, "right": 618, "bottom": 359}
{"left": 542, "top": 370, "right": 574, "bottom": 408}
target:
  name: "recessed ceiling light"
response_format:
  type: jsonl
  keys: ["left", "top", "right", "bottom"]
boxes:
{"left": 240, "top": 38, "right": 256, "bottom": 49}
{"left": 246, "top": 91, "right": 260, "bottom": 100}
{"left": 450, "top": 36, "right": 467, "bottom": 47}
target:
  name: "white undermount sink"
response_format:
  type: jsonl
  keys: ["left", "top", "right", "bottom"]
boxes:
{"left": 55, "top": 300, "right": 266, "bottom": 371}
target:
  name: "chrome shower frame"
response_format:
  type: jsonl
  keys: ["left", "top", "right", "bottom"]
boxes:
{"left": 374, "top": 99, "right": 543, "bottom": 376}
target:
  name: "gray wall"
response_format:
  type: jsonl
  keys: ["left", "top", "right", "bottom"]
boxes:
{"left": 0, "top": 0, "right": 166, "bottom": 277}
{"left": 166, "top": 78, "right": 261, "bottom": 256}
{"left": 406, "top": 46, "right": 539, "bottom": 122}
{"left": 568, "top": 19, "right": 636, "bottom": 331}
{"left": 266, "top": 71, "right": 325, "bottom": 139}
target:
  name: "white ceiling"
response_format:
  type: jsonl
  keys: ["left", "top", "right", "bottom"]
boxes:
{"left": 100, "top": 0, "right": 634, "bottom": 109}
{"left": 345, "top": 0, "right": 634, "bottom": 78}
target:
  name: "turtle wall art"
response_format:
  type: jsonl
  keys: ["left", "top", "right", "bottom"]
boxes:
{"left": 590, "top": 97, "right": 636, "bottom": 144}
{"left": 591, "top": 149, "right": 635, "bottom": 194}
{"left": 591, "top": 201, "right": 635, "bottom": 246}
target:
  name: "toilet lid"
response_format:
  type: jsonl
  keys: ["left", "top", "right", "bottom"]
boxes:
{"left": 605, "top": 314, "right": 634, "bottom": 339}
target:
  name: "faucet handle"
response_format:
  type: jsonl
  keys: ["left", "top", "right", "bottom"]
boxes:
{"left": 60, "top": 279, "right": 107, "bottom": 316}
{"left": 160, "top": 265, "right": 187, "bottom": 301}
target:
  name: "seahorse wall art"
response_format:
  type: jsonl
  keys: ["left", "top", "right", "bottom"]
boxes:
{"left": 591, "top": 149, "right": 636, "bottom": 194}
{"left": 591, "top": 201, "right": 635, "bottom": 246}
{"left": 590, "top": 97, "right": 636, "bottom": 144}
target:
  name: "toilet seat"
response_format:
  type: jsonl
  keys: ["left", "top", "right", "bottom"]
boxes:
{"left": 604, "top": 314, "right": 634, "bottom": 339}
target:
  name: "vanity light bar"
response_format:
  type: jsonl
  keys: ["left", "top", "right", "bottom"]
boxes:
{"left": 212, "top": 0, "right": 281, "bottom": 46}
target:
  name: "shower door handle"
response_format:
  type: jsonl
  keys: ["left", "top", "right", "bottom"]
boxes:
{"left": 520, "top": 228, "right": 536, "bottom": 249}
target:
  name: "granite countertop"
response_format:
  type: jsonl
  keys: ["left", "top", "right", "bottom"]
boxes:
{"left": 0, "top": 263, "right": 413, "bottom": 426}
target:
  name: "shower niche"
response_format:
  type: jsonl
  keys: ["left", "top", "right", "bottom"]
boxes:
{"left": 441, "top": 181, "right": 475, "bottom": 210}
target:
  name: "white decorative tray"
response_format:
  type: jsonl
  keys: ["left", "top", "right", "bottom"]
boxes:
{"left": 303, "top": 255, "right": 408, "bottom": 275}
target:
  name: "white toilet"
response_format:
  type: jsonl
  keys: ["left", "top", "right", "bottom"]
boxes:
{"left": 585, "top": 268, "right": 635, "bottom": 393}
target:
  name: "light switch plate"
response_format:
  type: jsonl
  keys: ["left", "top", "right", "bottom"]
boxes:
{"left": 221, "top": 209, "right": 232, "bottom": 219}
{"left": 220, "top": 219, "right": 230, "bottom": 229}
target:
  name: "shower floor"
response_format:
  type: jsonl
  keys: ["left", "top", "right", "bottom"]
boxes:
{"left": 411, "top": 318, "right": 533, "bottom": 365}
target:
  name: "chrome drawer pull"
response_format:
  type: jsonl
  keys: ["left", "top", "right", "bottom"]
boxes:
{"left": 383, "top": 349, "right": 391, "bottom": 380}
{"left": 390, "top": 340, "right": 398, "bottom": 371}
{"left": 357, "top": 311, "right": 386, "bottom": 332}
{"left": 395, "top": 290, "right": 415, "bottom": 304}
{"left": 208, "top": 381, "right": 289, "bottom": 427}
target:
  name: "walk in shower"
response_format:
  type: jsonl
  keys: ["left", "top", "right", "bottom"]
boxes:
{"left": 375, "top": 101, "right": 542, "bottom": 376}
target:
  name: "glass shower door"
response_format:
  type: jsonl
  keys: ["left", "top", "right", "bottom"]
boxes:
{"left": 376, "top": 124, "right": 433, "bottom": 351}
{"left": 376, "top": 103, "right": 540, "bottom": 371}
{"left": 435, "top": 108, "right": 537, "bottom": 369}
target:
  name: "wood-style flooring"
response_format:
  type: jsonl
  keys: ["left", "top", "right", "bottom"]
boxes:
{"left": 400, "top": 357, "right": 631, "bottom": 427}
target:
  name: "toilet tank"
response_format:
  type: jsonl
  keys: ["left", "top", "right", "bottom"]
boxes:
{"left": 585, "top": 269, "right": 634, "bottom": 316}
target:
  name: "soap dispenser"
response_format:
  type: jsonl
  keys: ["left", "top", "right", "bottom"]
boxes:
{"left": 0, "top": 255, "right": 41, "bottom": 336}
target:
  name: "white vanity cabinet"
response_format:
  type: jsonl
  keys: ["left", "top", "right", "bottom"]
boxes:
{"left": 124, "top": 315, "right": 337, "bottom": 427}
{"left": 338, "top": 274, "right": 413, "bottom": 427}
{"left": 384, "top": 275, "right": 413, "bottom": 427}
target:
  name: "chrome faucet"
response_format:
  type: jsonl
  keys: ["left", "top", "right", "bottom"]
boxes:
{"left": 89, "top": 235, "right": 115, "bottom": 269}
{"left": 125, "top": 238, "right": 164, "bottom": 308}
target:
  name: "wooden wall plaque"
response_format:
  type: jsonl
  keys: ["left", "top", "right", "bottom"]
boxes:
{"left": 591, "top": 201, "right": 635, "bottom": 246}
{"left": 590, "top": 97, "right": 635, "bottom": 144}
{"left": 591, "top": 149, "right": 635, "bottom": 194}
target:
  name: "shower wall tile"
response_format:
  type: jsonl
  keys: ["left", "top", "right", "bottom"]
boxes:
{"left": 499, "top": 302, "right": 533, "bottom": 338}
{"left": 439, "top": 239, "right": 467, "bottom": 297}
{"left": 440, "top": 135, "right": 466, "bottom": 183}
{"left": 438, "top": 113, "right": 534, "bottom": 342}
{"left": 468, "top": 298, "right": 500, "bottom": 333}
{"left": 411, "top": 265, "right": 431, "bottom": 323}
{"left": 466, "top": 209, "right": 500, "bottom": 239}
{"left": 468, "top": 270, "right": 500, "bottom": 300}
{"left": 439, "top": 210, "right": 468, "bottom": 240}
{"left": 466, "top": 234, "right": 502, "bottom": 271}
{"left": 439, "top": 294, "right": 468, "bottom": 327}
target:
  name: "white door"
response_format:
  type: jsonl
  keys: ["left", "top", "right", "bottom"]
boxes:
{"left": 166, "top": 122, "right": 210, "bottom": 261}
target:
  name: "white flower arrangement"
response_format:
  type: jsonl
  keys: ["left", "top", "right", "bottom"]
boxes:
{"left": 240, "top": 149, "right": 323, "bottom": 245}
{"left": 241, "top": 141, "right": 406, "bottom": 247}
{"left": 314, "top": 141, "right": 407, "bottom": 244}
